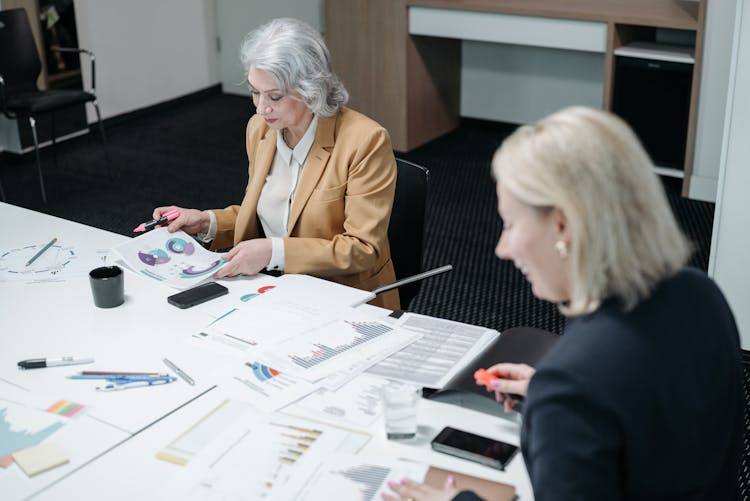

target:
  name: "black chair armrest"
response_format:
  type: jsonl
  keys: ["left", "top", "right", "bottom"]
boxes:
{"left": 50, "top": 46, "right": 96, "bottom": 93}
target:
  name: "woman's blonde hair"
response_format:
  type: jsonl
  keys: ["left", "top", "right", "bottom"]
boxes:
{"left": 492, "top": 106, "right": 690, "bottom": 316}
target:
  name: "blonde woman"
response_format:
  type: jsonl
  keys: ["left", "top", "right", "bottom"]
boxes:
{"left": 386, "top": 107, "right": 741, "bottom": 500}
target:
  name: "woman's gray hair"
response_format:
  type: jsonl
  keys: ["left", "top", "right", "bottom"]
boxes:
{"left": 239, "top": 18, "right": 348, "bottom": 117}
{"left": 492, "top": 106, "right": 690, "bottom": 316}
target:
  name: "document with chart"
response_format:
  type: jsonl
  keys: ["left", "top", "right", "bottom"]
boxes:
{"left": 159, "top": 401, "right": 369, "bottom": 501}
{"left": 112, "top": 228, "right": 227, "bottom": 289}
{"left": 193, "top": 285, "right": 348, "bottom": 355}
{"left": 285, "top": 373, "right": 393, "bottom": 429}
{"left": 275, "top": 453, "right": 429, "bottom": 501}
{"left": 0, "top": 240, "right": 108, "bottom": 285}
{"left": 260, "top": 308, "right": 421, "bottom": 382}
{"left": 214, "top": 359, "right": 319, "bottom": 412}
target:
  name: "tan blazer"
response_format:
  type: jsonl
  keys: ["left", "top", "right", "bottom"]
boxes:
{"left": 210, "top": 107, "right": 400, "bottom": 310}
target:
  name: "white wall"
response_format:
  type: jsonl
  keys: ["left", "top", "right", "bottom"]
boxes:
{"left": 73, "top": 0, "right": 220, "bottom": 121}
{"left": 216, "top": 0, "right": 322, "bottom": 96}
{"left": 689, "top": 0, "right": 737, "bottom": 202}
{"left": 709, "top": 0, "right": 750, "bottom": 349}
{"left": 461, "top": 42, "right": 604, "bottom": 124}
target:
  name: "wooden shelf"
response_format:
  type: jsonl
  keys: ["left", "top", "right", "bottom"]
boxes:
{"left": 406, "top": 0, "right": 700, "bottom": 29}
{"left": 614, "top": 42, "right": 695, "bottom": 64}
{"left": 325, "top": 0, "right": 706, "bottom": 195}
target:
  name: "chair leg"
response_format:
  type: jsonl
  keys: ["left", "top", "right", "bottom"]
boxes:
{"left": 92, "top": 101, "right": 112, "bottom": 179}
{"left": 93, "top": 101, "right": 107, "bottom": 145}
{"left": 92, "top": 100, "right": 110, "bottom": 153}
{"left": 29, "top": 116, "right": 48, "bottom": 204}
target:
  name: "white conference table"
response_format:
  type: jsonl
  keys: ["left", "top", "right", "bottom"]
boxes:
{"left": 0, "top": 202, "right": 532, "bottom": 500}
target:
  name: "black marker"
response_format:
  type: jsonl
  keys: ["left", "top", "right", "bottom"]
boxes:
{"left": 18, "top": 356, "right": 95, "bottom": 370}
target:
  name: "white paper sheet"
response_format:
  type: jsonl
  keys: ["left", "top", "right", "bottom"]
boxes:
{"left": 214, "top": 359, "right": 319, "bottom": 412}
{"left": 366, "top": 313, "right": 500, "bottom": 387}
{"left": 159, "top": 403, "right": 369, "bottom": 501}
{"left": 276, "top": 453, "right": 429, "bottom": 501}
{"left": 261, "top": 308, "right": 418, "bottom": 382}
{"left": 284, "top": 373, "right": 391, "bottom": 429}
{"left": 111, "top": 228, "right": 227, "bottom": 290}
{"left": 0, "top": 242, "right": 108, "bottom": 285}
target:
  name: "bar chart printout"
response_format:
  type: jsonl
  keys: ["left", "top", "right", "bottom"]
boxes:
{"left": 291, "top": 321, "right": 393, "bottom": 369}
{"left": 160, "top": 407, "right": 370, "bottom": 500}
{"left": 284, "top": 454, "right": 429, "bottom": 501}
{"left": 263, "top": 312, "right": 410, "bottom": 381}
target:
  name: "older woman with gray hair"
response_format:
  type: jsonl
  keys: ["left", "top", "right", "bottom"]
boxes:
{"left": 386, "top": 107, "right": 742, "bottom": 500}
{"left": 153, "top": 18, "right": 399, "bottom": 309}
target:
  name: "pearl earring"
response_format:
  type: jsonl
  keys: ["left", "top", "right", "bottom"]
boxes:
{"left": 555, "top": 240, "right": 569, "bottom": 259}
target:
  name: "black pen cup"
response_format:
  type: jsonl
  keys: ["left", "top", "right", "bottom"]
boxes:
{"left": 89, "top": 266, "right": 125, "bottom": 308}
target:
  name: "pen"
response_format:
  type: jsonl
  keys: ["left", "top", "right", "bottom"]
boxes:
{"left": 97, "top": 376, "right": 176, "bottom": 392}
{"left": 79, "top": 371, "right": 167, "bottom": 376}
{"left": 69, "top": 374, "right": 168, "bottom": 381}
{"left": 133, "top": 209, "right": 180, "bottom": 233}
{"left": 162, "top": 358, "right": 195, "bottom": 385}
{"left": 18, "top": 356, "right": 94, "bottom": 370}
{"left": 25, "top": 237, "right": 57, "bottom": 266}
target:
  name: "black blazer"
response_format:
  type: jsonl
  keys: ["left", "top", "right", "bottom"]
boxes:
{"left": 521, "top": 268, "right": 742, "bottom": 500}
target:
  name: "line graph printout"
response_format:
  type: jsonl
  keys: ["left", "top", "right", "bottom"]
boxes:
{"left": 366, "top": 313, "right": 500, "bottom": 387}
{"left": 0, "top": 243, "right": 107, "bottom": 285}
{"left": 159, "top": 405, "right": 369, "bottom": 501}
{"left": 112, "top": 228, "right": 227, "bottom": 289}
{"left": 262, "top": 309, "right": 416, "bottom": 382}
{"left": 277, "top": 454, "right": 429, "bottom": 501}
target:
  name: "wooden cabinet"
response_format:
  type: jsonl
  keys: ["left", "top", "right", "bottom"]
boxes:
{"left": 325, "top": 0, "right": 706, "bottom": 195}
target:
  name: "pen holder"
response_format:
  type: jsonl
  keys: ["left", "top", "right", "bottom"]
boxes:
{"left": 89, "top": 266, "right": 124, "bottom": 308}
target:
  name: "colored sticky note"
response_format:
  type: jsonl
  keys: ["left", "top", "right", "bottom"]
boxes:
{"left": 12, "top": 442, "right": 69, "bottom": 477}
{"left": 47, "top": 400, "right": 85, "bottom": 418}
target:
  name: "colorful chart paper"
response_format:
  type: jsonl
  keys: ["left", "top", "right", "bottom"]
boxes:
{"left": 112, "top": 228, "right": 227, "bottom": 290}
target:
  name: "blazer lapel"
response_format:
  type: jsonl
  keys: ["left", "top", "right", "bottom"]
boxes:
{"left": 234, "top": 126, "right": 276, "bottom": 244}
{"left": 287, "top": 114, "right": 335, "bottom": 233}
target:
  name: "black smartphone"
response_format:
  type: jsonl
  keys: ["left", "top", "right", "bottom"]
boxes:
{"left": 167, "top": 282, "right": 228, "bottom": 309}
{"left": 431, "top": 426, "right": 518, "bottom": 470}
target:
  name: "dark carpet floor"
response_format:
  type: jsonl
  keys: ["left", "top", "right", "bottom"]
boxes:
{"left": 0, "top": 92, "right": 715, "bottom": 335}
{"left": 0, "top": 91, "right": 745, "bottom": 495}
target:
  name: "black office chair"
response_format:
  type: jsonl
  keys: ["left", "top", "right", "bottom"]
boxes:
{"left": 0, "top": 8, "right": 107, "bottom": 203}
{"left": 386, "top": 158, "right": 430, "bottom": 309}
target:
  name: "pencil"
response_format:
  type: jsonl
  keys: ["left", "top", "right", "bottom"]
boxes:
{"left": 25, "top": 238, "right": 57, "bottom": 266}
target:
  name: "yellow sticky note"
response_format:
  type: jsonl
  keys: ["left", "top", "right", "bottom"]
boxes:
{"left": 12, "top": 442, "right": 69, "bottom": 477}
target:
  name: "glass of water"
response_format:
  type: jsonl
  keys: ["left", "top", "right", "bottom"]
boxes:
{"left": 381, "top": 383, "right": 420, "bottom": 440}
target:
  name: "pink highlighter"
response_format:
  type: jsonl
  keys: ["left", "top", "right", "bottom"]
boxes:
{"left": 133, "top": 209, "right": 180, "bottom": 233}
{"left": 474, "top": 368, "right": 499, "bottom": 391}
{"left": 474, "top": 368, "right": 526, "bottom": 406}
